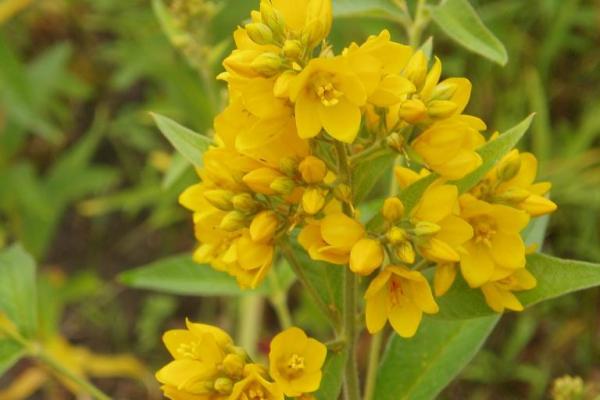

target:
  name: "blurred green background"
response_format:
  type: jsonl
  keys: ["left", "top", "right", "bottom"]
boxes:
{"left": 0, "top": 0, "right": 599, "bottom": 398}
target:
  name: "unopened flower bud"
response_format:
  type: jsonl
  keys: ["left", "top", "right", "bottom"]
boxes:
{"left": 283, "top": 39, "right": 303, "bottom": 59}
{"left": 427, "top": 100, "right": 458, "bottom": 118}
{"left": 403, "top": 51, "right": 428, "bottom": 88}
{"left": 279, "top": 156, "right": 299, "bottom": 176}
{"left": 250, "top": 211, "right": 279, "bottom": 243}
{"left": 260, "top": 0, "right": 285, "bottom": 39}
{"left": 383, "top": 197, "right": 405, "bottom": 222}
{"left": 350, "top": 238, "right": 384, "bottom": 276}
{"left": 220, "top": 211, "right": 246, "bottom": 232}
{"left": 497, "top": 154, "right": 522, "bottom": 182}
{"left": 414, "top": 221, "right": 441, "bottom": 236}
{"left": 214, "top": 377, "right": 234, "bottom": 394}
{"left": 423, "top": 238, "right": 460, "bottom": 263}
{"left": 396, "top": 241, "right": 416, "bottom": 264}
{"left": 333, "top": 184, "right": 352, "bottom": 203}
{"left": 232, "top": 193, "right": 259, "bottom": 213}
{"left": 497, "top": 187, "right": 530, "bottom": 203}
{"left": 386, "top": 132, "right": 404, "bottom": 152}
{"left": 245, "top": 22, "right": 273, "bottom": 45}
{"left": 387, "top": 227, "right": 407, "bottom": 244}
{"left": 520, "top": 194, "right": 557, "bottom": 217}
{"left": 243, "top": 167, "right": 284, "bottom": 195}
{"left": 430, "top": 81, "right": 458, "bottom": 101}
{"left": 204, "top": 189, "right": 234, "bottom": 211}
{"left": 251, "top": 53, "right": 282, "bottom": 77}
{"left": 302, "top": 187, "right": 326, "bottom": 215}
{"left": 398, "top": 99, "right": 427, "bottom": 123}
{"left": 223, "top": 353, "right": 245, "bottom": 378}
{"left": 299, "top": 156, "right": 327, "bottom": 184}
{"left": 271, "top": 177, "right": 295, "bottom": 195}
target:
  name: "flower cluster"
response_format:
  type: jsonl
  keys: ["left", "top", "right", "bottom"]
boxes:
{"left": 156, "top": 320, "right": 326, "bottom": 400}
{"left": 179, "top": 0, "right": 557, "bottom": 339}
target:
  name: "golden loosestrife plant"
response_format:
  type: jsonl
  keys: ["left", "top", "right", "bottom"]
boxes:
{"left": 143, "top": 1, "right": 590, "bottom": 400}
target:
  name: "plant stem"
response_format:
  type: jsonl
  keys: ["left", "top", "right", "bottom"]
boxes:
{"left": 37, "top": 350, "right": 111, "bottom": 400}
{"left": 333, "top": 142, "right": 361, "bottom": 400}
{"left": 268, "top": 273, "right": 293, "bottom": 329}
{"left": 238, "top": 295, "right": 264, "bottom": 358}
{"left": 364, "top": 331, "right": 384, "bottom": 400}
{"left": 408, "top": 0, "right": 430, "bottom": 48}
{"left": 279, "top": 240, "right": 341, "bottom": 328}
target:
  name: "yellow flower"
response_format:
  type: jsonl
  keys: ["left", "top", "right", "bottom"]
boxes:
{"left": 472, "top": 149, "right": 557, "bottom": 217}
{"left": 410, "top": 182, "right": 473, "bottom": 264}
{"left": 481, "top": 268, "right": 537, "bottom": 312}
{"left": 289, "top": 56, "right": 368, "bottom": 143}
{"left": 365, "top": 265, "right": 438, "bottom": 337}
{"left": 349, "top": 238, "right": 384, "bottom": 276}
{"left": 459, "top": 194, "right": 530, "bottom": 288}
{"left": 269, "top": 327, "right": 327, "bottom": 397}
{"left": 411, "top": 115, "right": 486, "bottom": 179}
{"left": 250, "top": 211, "right": 279, "bottom": 244}
{"left": 230, "top": 364, "right": 284, "bottom": 400}
{"left": 302, "top": 187, "right": 327, "bottom": 215}
{"left": 156, "top": 320, "right": 239, "bottom": 398}
{"left": 298, "top": 213, "right": 365, "bottom": 264}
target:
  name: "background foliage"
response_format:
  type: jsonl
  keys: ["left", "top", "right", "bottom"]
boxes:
{"left": 0, "top": 0, "right": 599, "bottom": 398}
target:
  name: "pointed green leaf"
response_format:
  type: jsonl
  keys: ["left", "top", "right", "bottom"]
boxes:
{"left": 315, "top": 350, "right": 348, "bottom": 400}
{"left": 374, "top": 315, "right": 499, "bottom": 400}
{"left": 454, "top": 114, "right": 535, "bottom": 193}
{"left": 333, "top": 0, "right": 405, "bottom": 19}
{"left": 352, "top": 150, "right": 396, "bottom": 203}
{"left": 430, "top": 0, "right": 508, "bottom": 65}
{"left": 0, "top": 244, "right": 38, "bottom": 338}
{"left": 0, "top": 339, "right": 25, "bottom": 376}
{"left": 151, "top": 113, "right": 212, "bottom": 168}
{"left": 120, "top": 254, "right": 262, "bottom": 296}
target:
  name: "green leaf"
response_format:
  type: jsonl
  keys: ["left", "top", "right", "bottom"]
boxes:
{"left": 332, "top": 0, "right": 404, "bottom": 19}
{"left": 352, "top": 150, "right": 396, "bottom": 203}
{"left": 0, "top": 244, "right": 38, "bottom": 338}
{"left": 120, "top": 254, "right": 267, "bottom": 296}
{"left": 374, "top": 315, "right": 499, "bottom": 400}
{"left": 435, "top": 253, "right": 600, "bottom": 320}
{"left": 430, "top": 0, "right": 508, "bottom": 65}
{"left": 454, "top": 114, "right": 535, "bottom": 193}
{"left": 152, "top": 0, "right": 189, "bottom": 46}
{"left": 151, "top": 113, "right": 212, "bottom": 168}
{"left": 0, "top": 339, "right": 25, "bottom": 376}
{"left": 315, "top": 350, "right": 348, "bottom": 400}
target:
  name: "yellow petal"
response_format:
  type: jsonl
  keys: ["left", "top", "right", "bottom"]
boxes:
{"left": 460, "top": 243, "right": 494, "bottom": 287}
{"left": 318, "top": 98, "right": 362, "bottom": 143}
{"left": 365, "top": 287, "right": 389, "bottom": 334}
{"left": 388, "top": 301, "right": 422, "bottom": 338}
{"left": 434, "top": 263, "right": 457, "bottom": 297}
{"left": 349, "top": 238, "right": 384, "bottom": 276}
{"left": 320, "top": 213, "right": 365, "bottom": 247}
{"left": 490, "top": 232, "right": 526, "bottom": 270}
{"left": 296, "top": 92, "right": 323, "bottom": 139}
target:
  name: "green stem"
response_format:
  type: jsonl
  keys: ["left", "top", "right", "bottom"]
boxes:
{"left": 38, "top": 350, "right": 111, "bottom": 400}
{"left": 268, "top": 273, "right": 293, "bottom": 329}
{"left": 364, "top": 331, "right": 384, "bottom": 400}
{"left": 408, "top": 0, "right": 430, "bottom": 48}
{"left": 238, "top": 295, "right": 264, "bottom": 358}
{"left": 280, "top": 241, "right": 341, "bottom": 329}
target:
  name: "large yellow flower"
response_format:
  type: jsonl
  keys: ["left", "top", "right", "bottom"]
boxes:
{"left": 269, "top": 327, "right": 327, "bottom": 397}
{"left": 481, "top": 268, "right": 537, "bottom": 312}
{"left": 156, "top": 320, "right": 239, "bottom": 398}
{"left": 365, "top": 265, "right": 439, "bottom": 338}
{"left": 289, "top": 56, "right": 369, "bottom": 143}
{"left": 229, "top": 364, "right": 284, "bottom": 400}
{"left": 411, "top": 115, "right": 486, "bottom": 179}
{"left": 459, "top": 194, "right": 530, "bottom": 288}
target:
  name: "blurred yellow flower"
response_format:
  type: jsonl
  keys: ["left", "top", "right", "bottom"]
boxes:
{"left": 481, "top": 268, "right": 537, "bottom": 312}
{"left": 268, "top": 327, "right": 327, "bottom": 397}
{"left": 365, "top": 265, "right": 438, "bottom": 337}
{"left": 229, "top": 364, "right": 283, "bottom": 400}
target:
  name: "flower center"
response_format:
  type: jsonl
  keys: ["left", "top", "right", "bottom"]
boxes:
{"left": 177, "top": 341, "right": 202, "bottom": 360}
{"left": 287, "top": 354, "right": 305, "bottom": 372}
{"left": 247, "top": 387, "right": 268, "bottom": 400}
{"left": 472, "top": 217, "right": 497, "bottom": 247}
{"left": 313, "top": 75, "right": 343, "bottom": 106}
{"left": 389, "top": 277, "right": 405, "bottom": 307}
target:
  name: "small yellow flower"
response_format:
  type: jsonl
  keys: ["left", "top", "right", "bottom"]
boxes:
{"left": 250, "top": 211, "right": 279, "bottom": 244}
{"left": 269, "top": 327, "right": 327, "bottom": 397}
{"left": 349, "top": 238, "right": 384, "bottom": 276}
{"left": 382, "top": 197, "right": 405, "bottom": 222}
{"left": 230, "top": 364, "right": 284, "bottom": 400}
{"left": 289, "top": 56, "right": 368, "bottom": 143}
{"left": 365, "top": 265, "right": 438, "bottom": 337}
{"left": 459, "top": 194, "right": 530, "bottom": 288}
{"left": 299, "top": 155, "right": 328, "bottom": 184}
{"left": 481, "top": 268, "right": 537, "bottom": 312}
{"left": 298, "top": 213, "right": 365, "bottom": 264}
{"left": 302, "top": 187, "right": 327, "bottom": 215}
{"left": 411, "top": 115, "right": 486, "bottom": 179}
